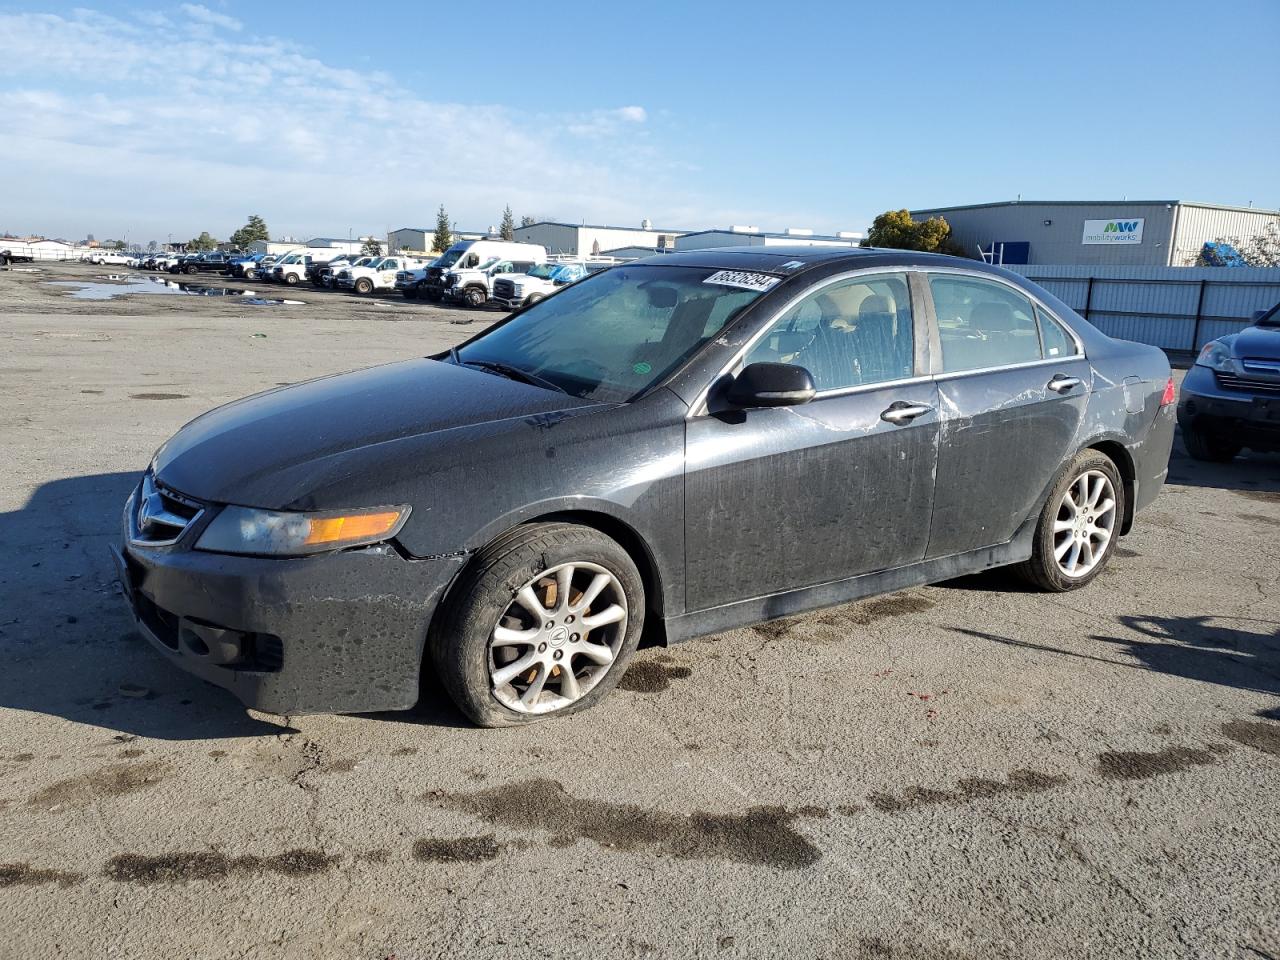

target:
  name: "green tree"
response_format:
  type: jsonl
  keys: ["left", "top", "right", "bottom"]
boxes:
{"left": 520, "top": 215, "right": 537, "bottom": 227}
{"left": 187, "top": 232, "right": 218, "bottom": 252}
{"left": 500, "top": 205, "right": 516, "bottom": 241}
{"left": 432, "top": 205, "right": 453, "bottom": 254}
{"left": 862, "top": 209, "right": 966, "bottom": 256}
{"left": 362, "top": 237, "right": 384, "bottom": 257}
{"left": 229, "top": 214, "right": 269, "bottom": 250}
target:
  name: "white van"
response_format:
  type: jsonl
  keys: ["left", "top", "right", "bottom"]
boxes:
{"left": 421, "top": 240, "right": 546, "bottom": 305}
{"left": 273, "top": 248, "right": 351, "bottom": 286}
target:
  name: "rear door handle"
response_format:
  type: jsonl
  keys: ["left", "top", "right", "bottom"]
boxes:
{"left": 880, "top": 401, "right": 933, "bottom": 425}
{"left": 1047, "top": 375, "right": 1082, "bottom": 393}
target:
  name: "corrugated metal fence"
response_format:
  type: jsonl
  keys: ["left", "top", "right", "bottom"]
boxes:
{"left": 1006, "top": 264, "right": 1280, "bottom": 354}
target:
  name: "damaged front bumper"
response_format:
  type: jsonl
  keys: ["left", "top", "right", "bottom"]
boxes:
{"left": 112, "top": 481, "right": 461, "bottom": 715}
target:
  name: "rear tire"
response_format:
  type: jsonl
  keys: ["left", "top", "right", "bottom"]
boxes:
{"left": 430, "top": 522, "right": 645, "bottom": 727}
{"left": 1182, "top": 426, "right": 1240, "bottom": 462}
{"left": 1015, "top": 449, "right": 1124, "bottom": 592}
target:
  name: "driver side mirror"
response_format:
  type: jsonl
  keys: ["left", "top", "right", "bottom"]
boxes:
{"left": 726, "top": 362, "right": 816, "bottom": 408}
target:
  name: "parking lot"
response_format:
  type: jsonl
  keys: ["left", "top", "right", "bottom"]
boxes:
{"left": 1, "top": 261, "right": 1278, "bottom": 959}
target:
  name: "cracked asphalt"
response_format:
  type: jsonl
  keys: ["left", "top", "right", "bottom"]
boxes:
{"left": 1, "top": 263, "right": 1278, "bottom": 959}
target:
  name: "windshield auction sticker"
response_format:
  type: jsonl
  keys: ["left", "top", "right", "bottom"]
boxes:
{"left": 702, "top": 270, "right": 780, "bottom": 292}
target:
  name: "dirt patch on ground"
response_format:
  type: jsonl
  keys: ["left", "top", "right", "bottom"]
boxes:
{"left": 617, "top": 660, "right": 693, "bottom": 693}
{"left": 412, "top": 836, "right": 504, "bottom": 864}
{"left": 1220, "top": 720, "right": 1280, "bottom": 756}
{"left": 0, "top": 863, "right": 83, "bottom": 887}
{"left": 28, "top": 761, "right": 167, "bottom": 809}
{"left": 426, "top": 778, "right": 822, "bottom": 870}
{"left": 865, "top": 769, "right": 1067, "bottom": 813}
{"left": 105, "top": 848, "right": 337, "bottom": 884}
{"left": 1096, "top": 745, "right": 1222, "bottom": 781}
{"left": 129, "top": 392, "right": 188, "bottom": 400}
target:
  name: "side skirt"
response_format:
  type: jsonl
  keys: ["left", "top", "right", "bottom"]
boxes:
{"left": 663, "top": 519, "right": 1036, "bottom": 645}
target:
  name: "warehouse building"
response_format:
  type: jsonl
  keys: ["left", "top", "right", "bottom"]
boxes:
{"left": 513, "top": 220, "right": 687, "bottom": 257}
{"left": 674, "top": 226, "right": 863, "bottom": 251}
{"left": 908, "top": 200, "right": 1279, "bottom": 267}
{"left": 388, "top": 226, "right": 487, "bottom": 254}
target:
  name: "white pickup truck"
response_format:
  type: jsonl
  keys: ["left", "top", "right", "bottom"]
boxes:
{"left": 489, "top": 261, "right": 590, "bottom": 310}
{"left": 336, "top": 256, "right": 426, "bottom": 295}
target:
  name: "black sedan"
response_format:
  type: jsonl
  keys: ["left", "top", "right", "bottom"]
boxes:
{"left": 1177, "top": 303, "right": 1280, "bottom": 460}
{"left": 113, "top": 247, "right": 1176, "bottom": 726}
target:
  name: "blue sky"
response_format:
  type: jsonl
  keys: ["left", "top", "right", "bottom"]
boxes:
{"left": 1, "top": 0, "right": 1276, "bottom": 245}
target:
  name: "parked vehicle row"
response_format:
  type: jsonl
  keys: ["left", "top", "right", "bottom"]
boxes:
{"left": 97, "top": 238, "right": 608, "bottom": 311}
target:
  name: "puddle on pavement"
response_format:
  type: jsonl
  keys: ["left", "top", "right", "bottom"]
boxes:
{"left": 47, "top": 276, "right": 301, "bottom": 305}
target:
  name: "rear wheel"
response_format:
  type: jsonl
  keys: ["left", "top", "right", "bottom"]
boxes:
{"left": 1182, "top": 425, "right": 1240, "bottom": 462}
{"left": 355, "top": 278, "right": 373, "bottom": 295}
{"left": 430, "top": 522, "right": 644, "bottom": 727}
{"left": 1016, "top": 450, "right": 1123, "bottom": 592}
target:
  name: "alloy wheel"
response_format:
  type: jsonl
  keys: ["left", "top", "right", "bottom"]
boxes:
{"left": 488, "top": 562, "right": 627, "bottom": 715}
{"left": 1053, "top": 470, "right": 1116, "bottom": 578}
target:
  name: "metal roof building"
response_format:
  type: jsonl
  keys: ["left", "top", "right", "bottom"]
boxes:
{"left": 674, "top": 226, "right": 863, "bottom": 250}
{"left": 909, "top": 200, "right": 1279, "bottom": 267}
{"left": 512, "top": 221, "right": 687, "bottom": 257}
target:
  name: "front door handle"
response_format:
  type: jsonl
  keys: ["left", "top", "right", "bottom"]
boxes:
{"left": 880, "top": 401, "right": 933, "bottom": 425}
{"left": 1047, "top": 374, "right": 1082, "bottom": 394}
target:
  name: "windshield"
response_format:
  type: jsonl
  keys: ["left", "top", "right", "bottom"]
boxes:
{"left": 456, "top": 265, "right": 770, "bottom": 403}
{"left": 436, "top": 247, "right": 467, "bottom": 268}
{"left": 1257, "top": 304, "right": 1280, "bottom": 327}
{"left": 525, "top": 264, "right": 563, "bottom": 280}
{"left": 278, "top": 253, "right": 300, "bottom": 264}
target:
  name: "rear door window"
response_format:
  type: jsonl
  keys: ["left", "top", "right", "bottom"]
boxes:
{"left": 1036, "top": 304, "right": 1079, "bottom": 358}
{"left": 928, "top": 274, "right": 1042, "bottom": 373}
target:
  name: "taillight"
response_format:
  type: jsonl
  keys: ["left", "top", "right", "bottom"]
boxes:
{"left": 1160, "top": 376, "right": 1176, "bottom": 406}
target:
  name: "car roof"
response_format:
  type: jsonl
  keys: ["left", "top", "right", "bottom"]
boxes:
{"left": 627, "top": 245, "right": 1018, "bottom": 280}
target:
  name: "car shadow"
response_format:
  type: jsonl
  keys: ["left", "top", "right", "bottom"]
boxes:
{"left": 1166, "top": 431, "right": 1280, "bottom": 496}
{"left": 0, "top": 472, "right": 294, "bottom": 741}
{"left": 952, "top": 610, "right": 1280, "bottom": 704}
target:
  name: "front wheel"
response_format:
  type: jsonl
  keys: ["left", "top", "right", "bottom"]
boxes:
{"left": 464, "top": 286, "right": 488, "bottom": 308}
{"left": 523, "top": 293, "right": 544, "bottom": 307}
{"left": 1015, "top": 450, "right": 1124, "bottom": 592}
{"left": 354, "top": 278, "right": 373, "bottom": 295}
{"left": 425, "top": 288, "right": 443, "bottom": 303}
{"left": 402, "top": 287, "right": 418, "bottom": 300}
{"left": 430, "top": 522, "right": 645, "bottom": 727}
{"left": 1182, "top": 425, "right": 1240, "bottom": 462}
{"left": 284, "top": 273, "right": 299, "bottom": 286}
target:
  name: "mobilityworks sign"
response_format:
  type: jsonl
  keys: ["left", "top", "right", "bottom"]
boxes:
{"left": 1082, "top": 218, "right": 1144, "bottom": 245}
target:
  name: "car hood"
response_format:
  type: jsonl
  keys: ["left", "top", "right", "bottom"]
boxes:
{"left": 152, "top": 358, "right": 601, "bottom": 508}
{"left": 1231, "top": 324, "right": 1280, "bottom": 359}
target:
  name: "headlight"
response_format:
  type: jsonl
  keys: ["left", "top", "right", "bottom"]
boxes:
{"left": 195, "top": 504, "right": 411, "bottom": 556}
{"left": 1195, "top": 340, "right": 1234, "bottom": 372}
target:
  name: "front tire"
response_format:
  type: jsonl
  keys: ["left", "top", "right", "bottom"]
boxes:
{"left": 354, "top": 278, "right": 373, "bottom": 295}
{"left": 430, "top": 522, "right": 645, "bottom": 727}
{"left": 1015, "top": 450, "right": 1124, "bottom": 592}
{"left": 1182, "top": 425, "right": 1240, "bottom": 462}
{"left": 403, "top": 287, "right": 418, "bottom": 300}
{"left": 464, "top": 286, "right": 488, "bottom": 308}
{"left": 284, "top": 272, "right": 299, "bottom": 286}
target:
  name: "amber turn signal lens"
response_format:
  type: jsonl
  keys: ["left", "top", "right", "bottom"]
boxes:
{"left": 1160, "top": 376, "right": 1176, "bottom": 407}
{"left": 303, "top": 511, "right": 403, "bottom": 546}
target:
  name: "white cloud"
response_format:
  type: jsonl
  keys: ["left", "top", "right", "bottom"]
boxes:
{"left": 178, "top": 4, "right": 241, "bottom": 32}
{"left": 0, "top": 9, "right": 831, "bottom": 243}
